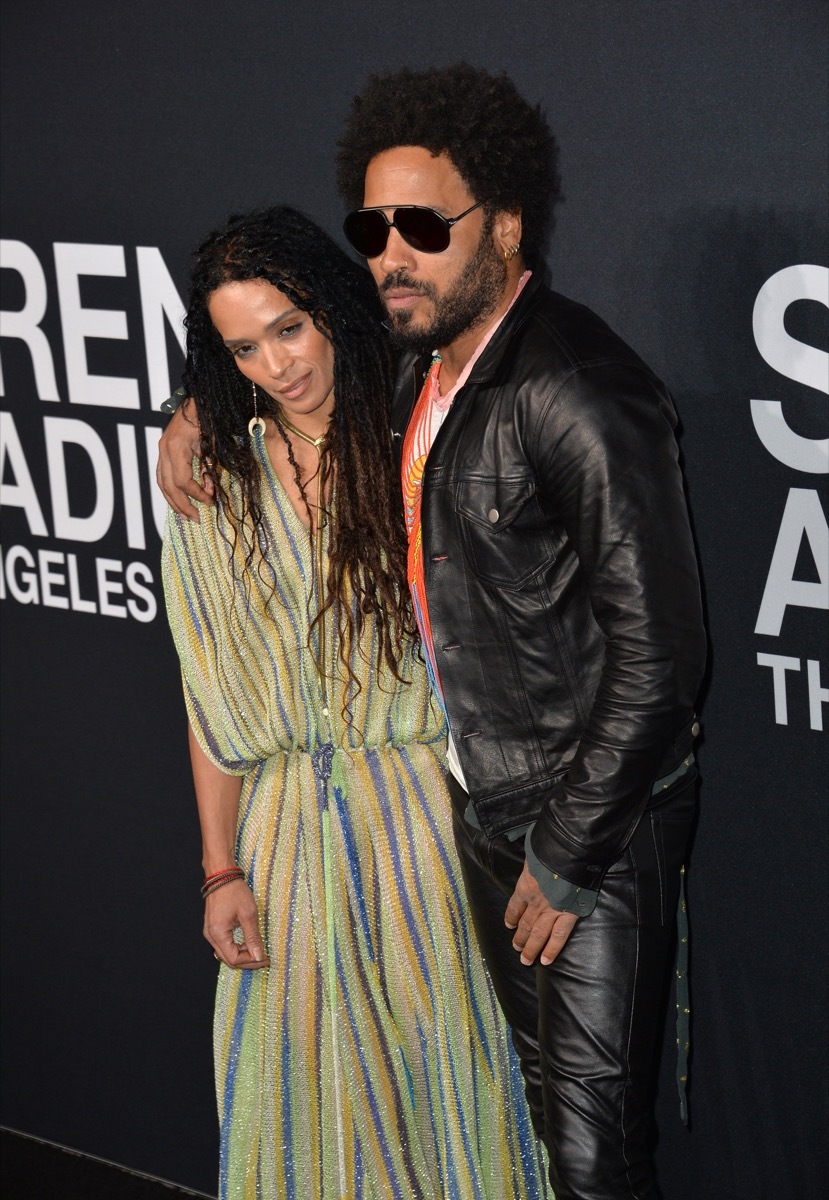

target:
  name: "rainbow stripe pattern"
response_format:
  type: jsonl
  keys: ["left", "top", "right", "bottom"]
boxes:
{"left": 162, "top": 442, "right": 550, "bottom": 1199}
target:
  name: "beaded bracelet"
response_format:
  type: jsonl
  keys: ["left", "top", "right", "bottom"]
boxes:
{"left": 202, "top": 876, "right": 246, "bottom": 899}
{"left": 201, "top": 868, "right": 244, "bottom": 887}
{"left": 203, "top": 867, "right": 244, "bottom": 887}
{"left": 201, "top": 867, "right": 245, "bottom": 899}
{"left": 202, "top": 874, "right": 245, "bottom": 899}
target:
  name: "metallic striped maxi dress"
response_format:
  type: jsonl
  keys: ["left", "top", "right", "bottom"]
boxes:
{"left": 162, "top": 438, "right": 551, "bottom": 1200}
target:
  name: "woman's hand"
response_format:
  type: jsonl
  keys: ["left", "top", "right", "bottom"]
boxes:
{"left": 156, "top": 399, "right": 214, "bottom": 520}
{"left": 204, "top": 879, "right": 270, "bottom": 969}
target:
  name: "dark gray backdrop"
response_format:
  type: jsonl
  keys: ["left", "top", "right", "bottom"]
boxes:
{"left": 1, "top": 2, "right": 826, "bottom": 1197}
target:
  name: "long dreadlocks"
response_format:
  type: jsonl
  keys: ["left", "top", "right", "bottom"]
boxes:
{"left": 184, "top": 205, "right": 414, "bottom": 684}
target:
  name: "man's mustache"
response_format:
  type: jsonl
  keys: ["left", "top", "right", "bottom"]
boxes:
{"left": 379, "top": 271, "right": 435, "bottom": 299}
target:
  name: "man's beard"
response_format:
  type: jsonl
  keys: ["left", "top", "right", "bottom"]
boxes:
{"left": 381, "top": 221, "right": 508, "bottom": 353}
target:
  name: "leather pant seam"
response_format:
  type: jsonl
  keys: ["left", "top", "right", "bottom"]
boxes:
{"left": 621, "top": 841, "right": 645, "bottom": 1200}
{"left": 651, "top": 812, "right": 667, "bottom": 927}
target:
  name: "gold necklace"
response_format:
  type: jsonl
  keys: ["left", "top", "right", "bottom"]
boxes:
{"left": 275, "top": 411, "right": 328, "bottom": 457}
{"left": 275, "top": 410, "right": 331, "bottom": 715}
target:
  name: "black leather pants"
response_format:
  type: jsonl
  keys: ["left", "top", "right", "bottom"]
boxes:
{"left": 447, "top": 769, "right": 698, "bottom": 1200}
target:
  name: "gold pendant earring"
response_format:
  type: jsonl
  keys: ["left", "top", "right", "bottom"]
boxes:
{"left": 248, "top": 381, "right": 267, "bottom": 438}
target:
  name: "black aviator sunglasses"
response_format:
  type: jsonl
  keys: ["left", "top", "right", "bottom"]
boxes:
{"left": 343, "top": 202, "right": 483, "bottom": 258}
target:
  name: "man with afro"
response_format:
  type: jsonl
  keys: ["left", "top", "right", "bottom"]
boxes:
{"left": 159, "top": 64, "right": 706, "bottom": 1200}
{"left": 337, "top": 64, "right": 706, "bottom": 1200}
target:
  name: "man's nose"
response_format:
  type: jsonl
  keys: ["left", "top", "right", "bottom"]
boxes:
{"left": 378, "top": 226, "right": 414, "bottom": 276}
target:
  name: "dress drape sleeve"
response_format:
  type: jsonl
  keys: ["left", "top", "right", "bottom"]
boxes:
{"left": 161, "top": 503, "right": 273, "bottom": 775}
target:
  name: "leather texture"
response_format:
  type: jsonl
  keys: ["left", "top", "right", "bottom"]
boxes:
{"left": 390, "top": 272, "right": 707, "bottom": 890}
{"left": 448, "top": 767, "right": 698, "bottom": 1199}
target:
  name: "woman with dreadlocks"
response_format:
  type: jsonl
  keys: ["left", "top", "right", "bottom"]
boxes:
{"left": 161, "top": 207, "right": 549, "bottom": 1200}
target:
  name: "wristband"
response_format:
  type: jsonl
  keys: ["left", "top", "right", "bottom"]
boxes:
{"left": 202, "top": 875, "right": 246, "bottom": 899}
{"left": 203, "top": 867, "right": 243, "bottom": 886}
{"left": 201, "top": 867, "right": 245, "bottom": 898}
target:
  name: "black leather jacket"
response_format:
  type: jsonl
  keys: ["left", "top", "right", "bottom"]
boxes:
{"left": 390, "top": 272, "right": 706, "bottom": 892}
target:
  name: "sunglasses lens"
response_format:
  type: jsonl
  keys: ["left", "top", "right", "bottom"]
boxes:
{"left": 343, "top": 207, "right": 453, "bottom": 257}
{"left": 395, "top": 208, "right": 450, "bottom": 253}
{"left": 343, "top": 210, "right": 389, "bottom": 257}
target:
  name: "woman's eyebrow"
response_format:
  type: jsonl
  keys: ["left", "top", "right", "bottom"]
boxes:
{"left": 223, "top": 307, "right": 301, "bottom": 347}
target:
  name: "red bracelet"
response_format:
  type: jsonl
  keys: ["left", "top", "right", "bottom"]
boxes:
{"left": 202, "top": 867, "right": 244, "bottom": 886}
{"left": 201, "top": 867, "right": 245, "bottom": 898}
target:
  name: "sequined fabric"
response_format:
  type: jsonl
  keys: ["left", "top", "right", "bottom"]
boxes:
{"left": 162, "top": 441, "right": 551, "bottom": 1200}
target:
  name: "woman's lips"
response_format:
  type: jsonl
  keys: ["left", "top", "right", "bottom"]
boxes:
{"left": 277, "top": 372, "right": 311, "bottom": 400}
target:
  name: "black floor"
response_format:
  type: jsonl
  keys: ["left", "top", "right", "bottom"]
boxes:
{"left": 0, "top": 1129, "right": 216, "bottom": 1200}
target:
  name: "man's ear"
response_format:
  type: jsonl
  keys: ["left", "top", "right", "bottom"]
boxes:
{"left": 493, "top": 210, "right": 523, "bottom": 258}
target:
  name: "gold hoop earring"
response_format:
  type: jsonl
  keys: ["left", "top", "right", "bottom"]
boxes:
{"left": 503, "top": 244, "right": 520, "bottom": 262}
{"left": 248, "top": 381, "right": 266, "bottom": 438}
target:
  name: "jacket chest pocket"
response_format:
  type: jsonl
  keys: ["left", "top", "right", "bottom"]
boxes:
{"left": 455, "top": 476, "right": 555, "bottom": 589}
